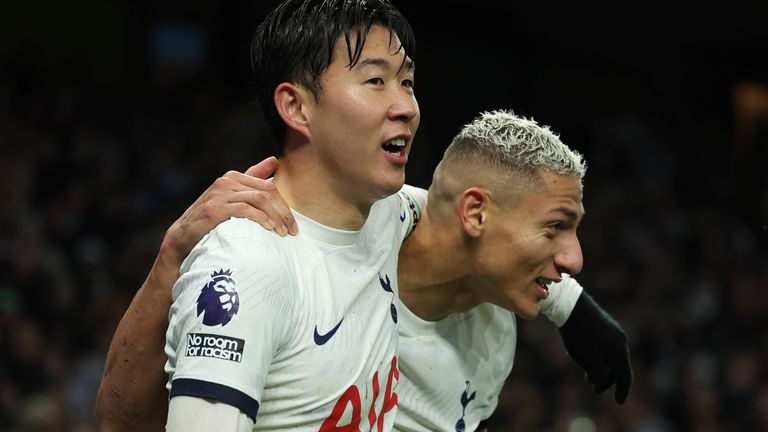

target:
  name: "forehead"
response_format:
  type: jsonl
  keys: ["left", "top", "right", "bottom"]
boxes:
{"left": 330, "top": 25, "right": 410, "bottom": 69}
{"left": 517, "top": 171, "right": 584, "bottom": 220}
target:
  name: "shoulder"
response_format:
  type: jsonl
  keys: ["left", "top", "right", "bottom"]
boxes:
{"left": 170, "top": 219, "right": 300, "bottom": 335}
{"left": 399, "top": 184, "right": 428, "bottom": 210}
{"left": 187, "top": 217, "right": 285, "bottom": 266}
{"left": 366, "top": 185, "right": 426, "bottom": 238}
{"left": 398, "top": 185, "right": 426, "bottom": 235}
{"left": 177, "top": 217, "right": 295, "bottom": 298}
{"left": 210, "top": 216, "right": 282, "bottom": 245}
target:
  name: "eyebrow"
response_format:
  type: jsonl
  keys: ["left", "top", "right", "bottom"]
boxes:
{"left": 549, "top": 206, "right": 584, "bottom": 222}
{"left": 356, "top": 57, "right": 415, "bottom": 73}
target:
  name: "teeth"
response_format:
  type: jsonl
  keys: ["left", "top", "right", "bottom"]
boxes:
{"left": 382, "top": 138, "right": 406, "bottom": 155}
{"left": 536, "top": 278, "right": 549, "bottom": 292}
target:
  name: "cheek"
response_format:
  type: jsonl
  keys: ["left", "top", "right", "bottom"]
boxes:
{"left": 315, "top": 93, "right": 377, "bottom": 151}
{"left": 333, "top": 88, "right": 379, "bottom": 122}
{"left": 516, "top": 235, "right": 555, "bottom": 269}
{"left": 484, "top": 246, "right": 530, "bottom": 283}
{"left": 497, "top": 237, "right": 543, "bottom": 272}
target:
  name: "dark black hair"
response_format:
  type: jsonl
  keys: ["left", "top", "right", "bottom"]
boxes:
{"left": 250, "top": 0, "right": 416, "bottom": 152}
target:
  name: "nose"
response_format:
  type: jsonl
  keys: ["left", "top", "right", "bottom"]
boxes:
{"left": 554, "top": 233, "right": 584, "bottom": 276}
{"left": 387, "top": 87, "right": 419, "bottom": 125}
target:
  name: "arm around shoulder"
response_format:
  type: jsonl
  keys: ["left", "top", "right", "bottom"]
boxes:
{"left": 95, "top": 241, "right": 183, "bottom": 431}
{"left": 97, "top": 159, "right": 292, "bottom": 430}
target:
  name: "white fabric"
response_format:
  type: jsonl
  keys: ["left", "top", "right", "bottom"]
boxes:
{"left": 393, "top": 275, "right": 584, "bottom": 432}
{"left": 167, "top": 396, "right": 253, "bottom": 432}
{"left": 391, "top": 186, "right": 584, "bottom": 431}
{"left": 395, "top": 300, "right": 516, "bottom": 432}
{"left": 165, "top": 188, "right": 420, "bottom": 431}
{"left": 164, "top": 183, "right": 583, "bottom": 431}
{"left": 539, "top": 274, "right": 584, "bottom": 327}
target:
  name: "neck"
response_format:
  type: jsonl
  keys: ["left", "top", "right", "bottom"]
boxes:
{"left": 274, "top": 149, "right": 373, "bottom": 231}
{"left": 397, "top": 210, "right": 481, "bottom": 321}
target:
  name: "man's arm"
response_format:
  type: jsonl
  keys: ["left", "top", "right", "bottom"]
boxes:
{"left": 558, "top": 290, "right": 633, "bottom": 404}
{"left": 539, "top": 275, "right": 632, "bottom": 404}
{"left": 95, "top": 247, "right": 177, "bottom": 430}
{"left": 96, "top": 157, "right": 296, "bottom": 431}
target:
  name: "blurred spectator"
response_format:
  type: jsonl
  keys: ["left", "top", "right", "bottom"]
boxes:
{"left": 1, "top": 2, "right": 766, "bottom": 430}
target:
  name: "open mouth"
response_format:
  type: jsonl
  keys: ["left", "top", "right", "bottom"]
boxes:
{"left": 382, "top": 138, "right": 406, "bottom": 155}
{"left": 536, "top": 278, "right": 550, "bottom": 292}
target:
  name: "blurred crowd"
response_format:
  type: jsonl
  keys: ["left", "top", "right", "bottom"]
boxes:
{"left": 490, "top": 81, "right": 768, "bottom": 431}
{"left": 1, "top": 3, "right": 768, "bottom": 432}
{"left": 0, "top": 46, "right": 276, "bottom": 429}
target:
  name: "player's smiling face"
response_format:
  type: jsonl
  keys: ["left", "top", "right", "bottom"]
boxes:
{"left": 480, "top": 170, "right": 584, "bottom": 319}
{"left": 303, "top": 25, "right": 419, "bottom": 204}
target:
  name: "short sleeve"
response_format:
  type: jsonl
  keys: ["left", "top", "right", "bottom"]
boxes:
{"left": 165, "top": 218, "right": 293, "bottom": 422}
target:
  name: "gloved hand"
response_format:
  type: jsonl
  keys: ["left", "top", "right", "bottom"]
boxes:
{"left": 559, "top": 291, "right": 633, "bottom": 404}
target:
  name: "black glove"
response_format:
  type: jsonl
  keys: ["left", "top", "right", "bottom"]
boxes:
{"left": 559, "top": 291, "right": 633, "bottom": 404}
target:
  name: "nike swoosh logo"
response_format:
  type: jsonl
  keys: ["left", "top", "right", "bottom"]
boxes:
{"left": 313, "top": 318, "right": 344, "bottom": 345}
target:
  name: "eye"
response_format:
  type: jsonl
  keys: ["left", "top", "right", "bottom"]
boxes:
{"left": 401, "top": 78, "right": 414, "bottom": 88}
{"left": 547, "top": 221, "right": 563, "bottom": 230}
{"left": 544, "top": 222, "right": 564, "bottom": 238}
{"left": 367, "top": 77, "right": 384, "bottom": 85}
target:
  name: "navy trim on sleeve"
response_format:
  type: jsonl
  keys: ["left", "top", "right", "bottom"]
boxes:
{"left": 170, "top": 378, "right": 260, "bottom": 422}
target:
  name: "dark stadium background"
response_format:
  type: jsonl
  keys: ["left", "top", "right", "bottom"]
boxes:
{"left": 1, "top": 1, "right": 767, "bottom": 430}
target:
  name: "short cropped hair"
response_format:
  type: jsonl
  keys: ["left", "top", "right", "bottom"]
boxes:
{"left": 446, "top": 110, "right": 586, "bottom": 180}
{"left": 250, "top": 0, "right": 416, "bottom": 151}
{"left": 431, "top": 110, "right": 586, "bottom": 211}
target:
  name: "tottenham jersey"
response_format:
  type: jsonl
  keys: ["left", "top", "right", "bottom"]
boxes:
{"left": 165, "top": 186, "right": 423, "bottom": 430}
{"left": 394, "top": 281, "right": 582, "bottom": 430}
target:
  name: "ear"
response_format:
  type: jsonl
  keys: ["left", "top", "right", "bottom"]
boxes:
{"left": 274, "top": 82, "right": 312, "bottom": 140}
{"left": 458, "top": 187, "right": 491, "bottom": 238}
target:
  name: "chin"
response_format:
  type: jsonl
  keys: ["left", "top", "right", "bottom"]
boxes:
{"left": 515, "top": 302, "right": 541, "bottom": 320}
{"left": 517, "top": 310, "right": 540, "bottom": 320}
{"left": 376, "top": 175, "right": 406, "bottom": 197}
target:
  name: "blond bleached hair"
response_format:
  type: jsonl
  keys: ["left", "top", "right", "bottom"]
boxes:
{"left": 430, "top": 110, "right": 586, "bottom": 212}
{"left": 446, "top": 109, "right": 586, "bottom": 179}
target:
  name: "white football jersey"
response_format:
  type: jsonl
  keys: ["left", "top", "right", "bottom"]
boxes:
{"left": 391, "top": 182, "right": 583, "bottom": 432}
{"left": 393, "top": 275, "right": 583, "bottom": 432}
{"left": 165, "top": 186, "right": 423, "bottom": 430}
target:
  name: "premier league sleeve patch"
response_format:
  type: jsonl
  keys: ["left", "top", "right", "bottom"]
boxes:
{"left": 197, "top": 269, "right": 240, "bottom": 326}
